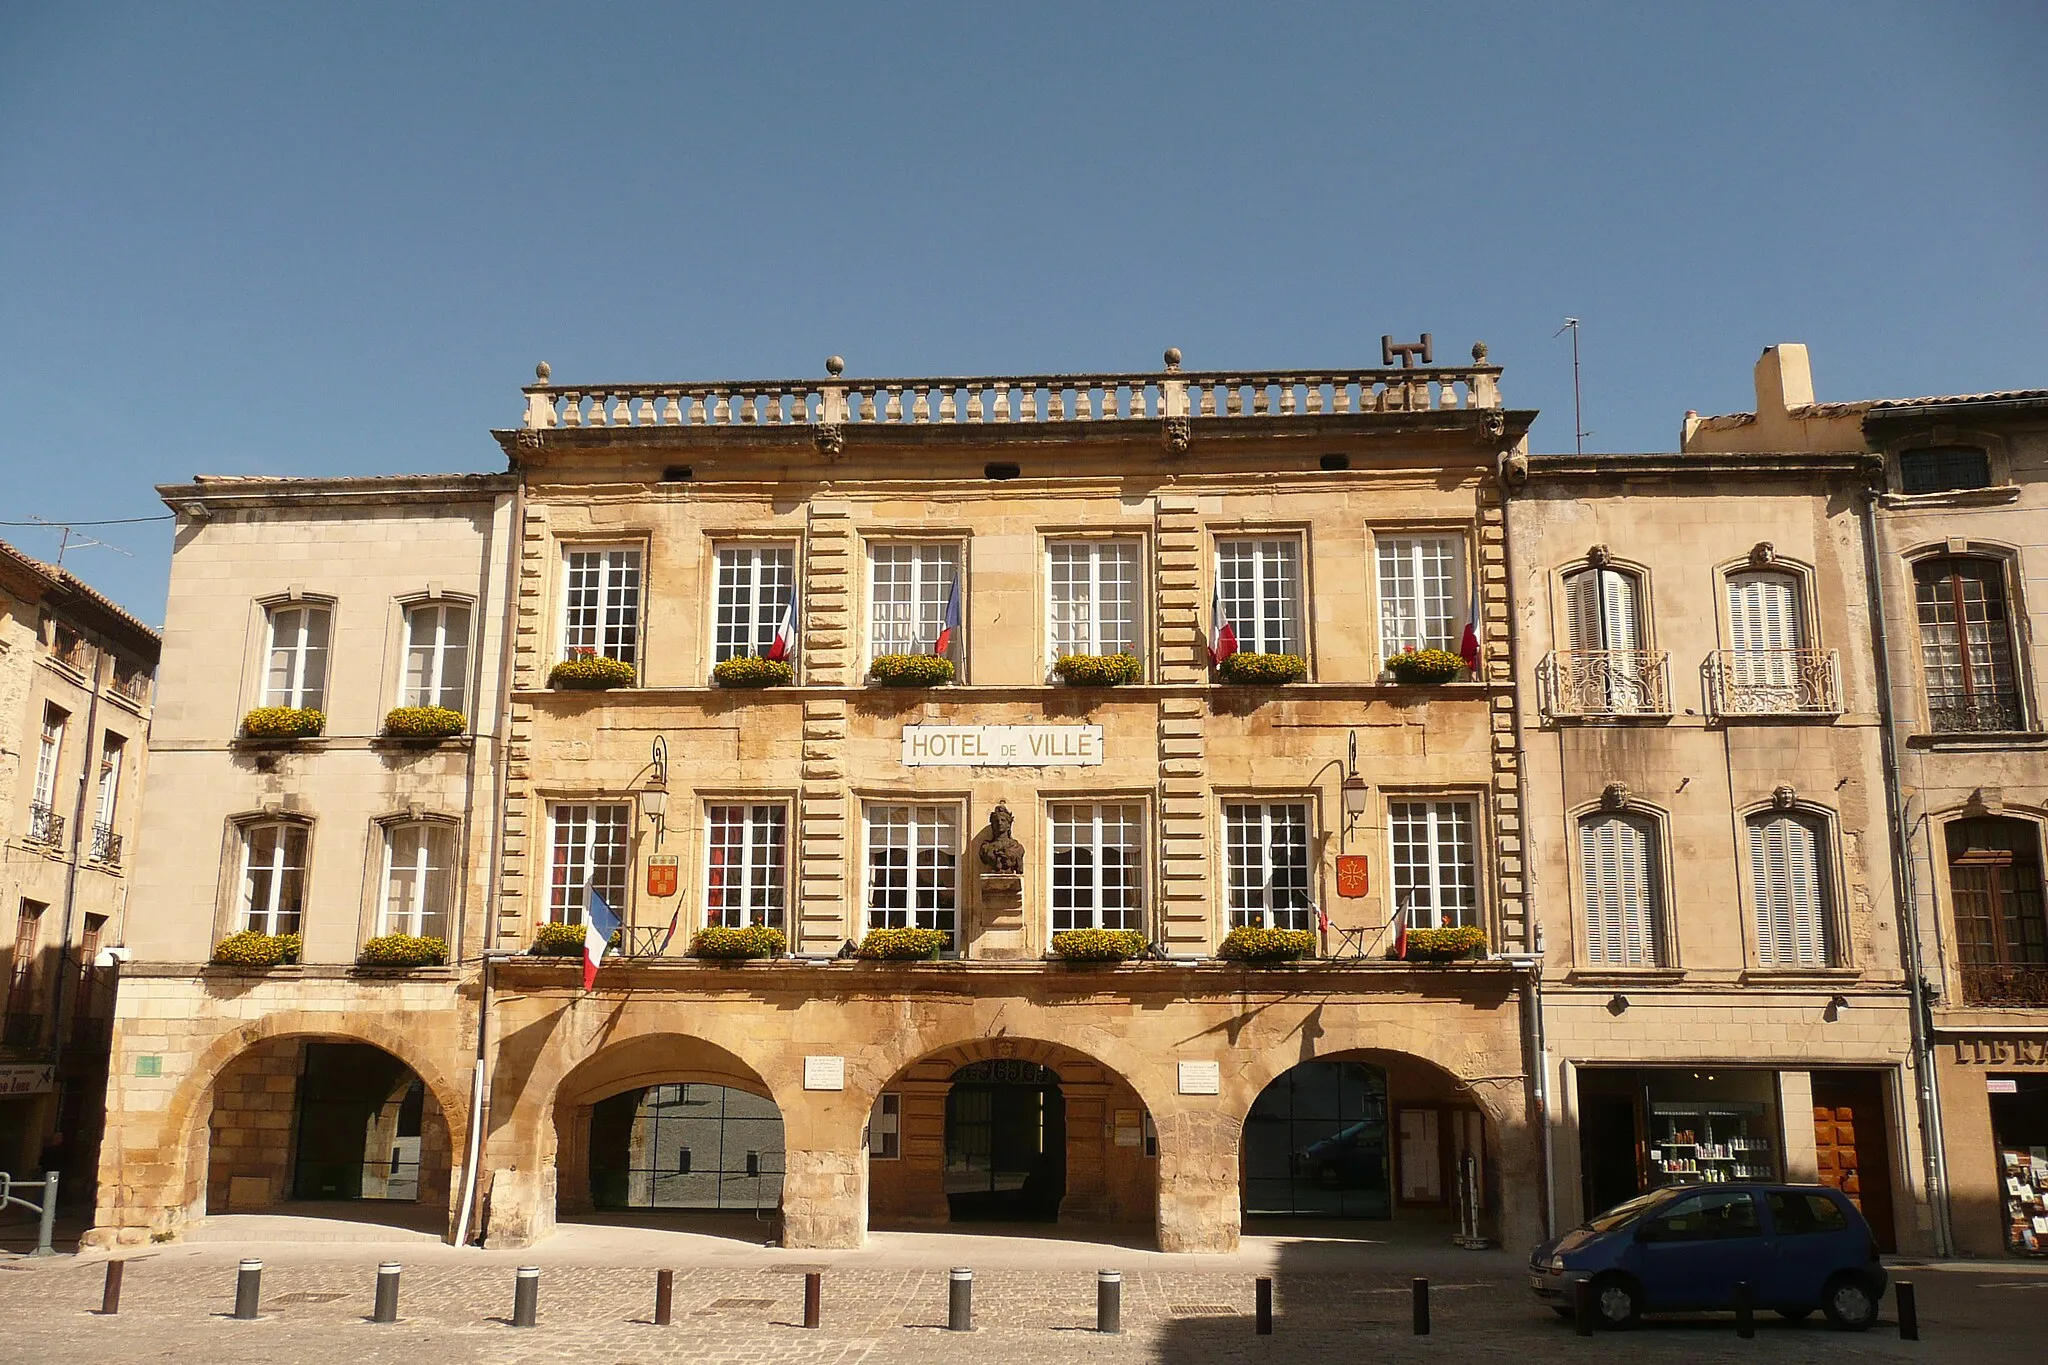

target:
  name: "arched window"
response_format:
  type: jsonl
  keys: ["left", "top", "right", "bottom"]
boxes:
{"left": 1560, "top": 563, "right": 1658, "bottom": 713}
{"left": 1947, "top": 818, "right": 2047, "bottom": 1006}
{"left": 239, "top": 820, "right": 308, "bottom": 937}
{"left": 379, "top": 820, "right": 454, "bottom": 940}
{"left": 401, "top": 601, "right": 471, "bottom": 712}
{"left": 1579, "top": 812, "right": 1663, "bottom": 966}
{"left": 1746, "top": 811, "right": 1835, "bottom": 967}
{"left": 263, "top": 602, "right": 331, "bottom": 710}
{"left": 1915, "top": 557, "right": 2023, "bottom": 732}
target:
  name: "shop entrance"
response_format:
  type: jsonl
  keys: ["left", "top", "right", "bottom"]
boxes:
{"left": 1575, "top": 1067, "right": 1784, "bottom": 1221}
{"left": 1812, "top": 1071, "right": 1897, "bottom": 1252}
{"left": 943, "top": 1060, "right": 1065, "bottom": 1221}
{"left": 290, "top": 1042, "right": 425, "bottom": 1201}
{"left": 1243, "top": 1059, "right": 1390, "bottom": 1218}
{"left": 587, "top": 1083, "right": 784, "bottom": 1212}
{"left": 1990, "top": 1074, "right": 2048, "bottom": 1257}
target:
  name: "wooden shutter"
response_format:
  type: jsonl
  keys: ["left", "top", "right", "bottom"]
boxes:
{"left": 1565, "top": 569, "right": 1605, "bottom": 652}
{"left": 1581, "top": 814, "right": 1659, "bottom": 965}
{"left": 1750, "top": 812, "right": 1831, "bottom": 966}
{"left": 1600, "top": 569, "right": 1642, "bottom": 653}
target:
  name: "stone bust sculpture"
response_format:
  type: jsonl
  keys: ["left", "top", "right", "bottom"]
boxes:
{"left": 980, "top": 801, "right": 1025, "bottom": 875}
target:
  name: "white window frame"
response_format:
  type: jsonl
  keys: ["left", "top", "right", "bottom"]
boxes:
{"left": 1746, "top": 809, "right": 1837, "bottom": 967}
{"left": 1046, "top": 539, "right": 1143, "bottom": 672}
{"left": 1224, "top": 801, "right": 1314, "bottom": 930}
{"left": 862, "top": 802, "right": 960, "bottom": 939}
{"left": 867, "top": 542, "right": 960, "bottom": 666}
{"left": 1578, "top": 811, "right": 1663, "bottom": 966}
{"left": 379, "top": 820, "right": 454, "bottom": 940}
{"left": 263, "top": 602, "right": 331, "bottom": 710}
{"left": 1388, "top": 799, "right": 1480, "bottom": 929}
{"left": 94, "top": 735, "right": 123, "bottom": 831}
{"left": 559, "top": 546, "right": 643, "bottom": 667}
{"left": 239, "top": 821, "right": 308, "bottom": 937}
{"left": 713, "top": 543, "right": 797, "bottom": 665}
{"left": 401, "top": 600, "right": 472, "bottom": 712}
{"left": 704, "top": 802, "right": 788, "bottom": 929}
{"left": 1376, "top": 533, "right": 1466, "bottom": 657}
{"left": 1048, "top": 801, "right": 1145, "bottom": 934}
{"left": 867, "top": 1092, "right": 902, "bottom": 1160}
{"left": 546, "top": 801, "right": 631, "bottom": 925}
{"left": 1214, "top": 536, "right": 1303, "bottom": 658}
{"left": 32, "top": 705, "right": 66, "bottom": 810}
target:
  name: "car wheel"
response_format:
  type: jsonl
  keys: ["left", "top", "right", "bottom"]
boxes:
{"left": 1775, "top": 1307, "right": 1814, "bottom": 1322}
{"left": 1821, "top": 1274, "right": 1879, "bottom": 1331}
{"left": 1590, "top": 1274, "right": 1642, "bottom": 1329}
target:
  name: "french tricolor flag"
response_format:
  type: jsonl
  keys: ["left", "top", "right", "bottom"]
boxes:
{"left": 582, "top": 886, "right": 621, "bottom": 991}
{"left": 932, "top": 573, "right": 962, "bottom": 656}
{"left": 767, "top": 593, "right": 799, "bottom": 662}
{"left": 1458, "top": 586, "right": 1481, "bottom": 675}
{"left": 1207, "top": 580, "right": 1239, "bottom": 665}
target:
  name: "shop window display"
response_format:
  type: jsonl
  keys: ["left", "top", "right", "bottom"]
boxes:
{"left": 1648, "top": 1101, "right": 1776, "bottom": 1184}
{"left": 1991, "top": 1074, "right": 2048, "bottom": 1256}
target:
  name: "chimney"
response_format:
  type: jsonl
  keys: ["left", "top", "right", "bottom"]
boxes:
{"left": 1754, "top": 344, "right": 1814, "bottom": 415}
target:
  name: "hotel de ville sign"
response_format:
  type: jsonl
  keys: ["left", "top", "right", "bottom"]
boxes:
{"left": 901, "top": 724, "right": 1103, "bottom": 767}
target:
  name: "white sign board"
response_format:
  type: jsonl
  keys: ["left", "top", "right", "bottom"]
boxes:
{"left": 803, "top": 1055, "right": 846, "bottom": 1091}
{"left": 0, "top": 1063, "right": 54, "bottom": 1097}
{"left": 1178, "top": 1060, "right": 1221, "bottom": 1096}
{"left": 902, "top": 724, "right": 1103, "bottom": 767}
{"left": 1987, "top": 1078, "right": 2019, "bottom": 1094}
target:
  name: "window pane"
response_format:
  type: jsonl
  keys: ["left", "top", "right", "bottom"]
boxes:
{"left": 1377, "top": 536, "right": 1461, "bottom": 655}
{"left": 705, "top": 804, "right": 787, "bottom": 928}
{"left": 405, "top": 603, "right": 471, "bottom": 711}
{"left": 1225, "top": 802, "right": 1312, "bottom": 930}
{"left": 382, "top": 822, "right": 452, "bottom": 939}
{"left": 869, "top": 545, "right": 958, "bottom": 662}
{"left": 1217, "top": 539, "right": 1301, "bottom": 657}
{"left": 1915, "top": 558, "right": 2020, "bottom": 730}
{"left": 1049, "top": 802, "right": 1143, "bottom": 932}
{"left": 1048, "top": 541, "right": 1140, "bottom": 663}
{"left": 265, "top": 605, "right": 330, "bottom": 710}
{"left": 864, "top": 804, "right": 956, "bottom": 937}
{"left": 548, "top": 803, "right": 631, "bottom": 924}
{"left": 714, "top": 545, "right": 795, "bottom": 663}
{"left": 563, "top": 549, "right": 642, "bottom": 667}
{"left": 1899, "top": 447, "right": 1991, "bottom": 494}
{"left": 243, "top": 823, "right": 307, "bottom": 937}
{"left": 1390, "top": 800, "right": 1478, "bottom": 929}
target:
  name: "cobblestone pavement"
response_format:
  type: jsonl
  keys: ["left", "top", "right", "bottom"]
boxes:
{"left": 2, "top": 1223, "right": 2044, "bottom": 1364}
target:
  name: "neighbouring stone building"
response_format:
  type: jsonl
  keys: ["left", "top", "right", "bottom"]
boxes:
{"left": 0, "top": 540, "right": 157, "bottom": 1198}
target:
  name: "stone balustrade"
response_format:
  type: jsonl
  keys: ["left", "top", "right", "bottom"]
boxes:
{"left": 519, "top": 351, "right": 1503, "bottom": 432}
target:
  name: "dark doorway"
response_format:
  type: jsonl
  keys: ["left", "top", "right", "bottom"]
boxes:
{"left": 291, "top": 1042, "right": 423, "bottom": 1201}
{"left": 1577, "top": 1070, "right": 1644, "bottom": 1220}
{"left": 1243, "top": 1059, "right": 1390, "bottom": 1217}
{"left": 1812, "top": 1071, "right": 1897, "bottom": 1252}
{"left": 587, "top": 1083, "right": 784, "bottom": 1211}
{"left": 944, "top": 1060, "right": 1065, "bottom": 1221}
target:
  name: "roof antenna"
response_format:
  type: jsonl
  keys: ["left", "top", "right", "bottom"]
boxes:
{"left": 1554, "top": 318, "right": 1591, "bottom": 456}
{"left": 22, "top": 516, "right": 135, "bottom": 567}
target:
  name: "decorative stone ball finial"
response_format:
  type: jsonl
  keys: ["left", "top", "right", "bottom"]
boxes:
{"left": 1163, "top": 347, "right": 1182, "bottom": 371}
{"left": 825, "top": 355, "right": 845, "bottom": 377}
{"left": 535, "top": 361, "right": 551, "bottom": 384}
{"left": 1472, "top": 341, "right": 1489, "bottom": 364}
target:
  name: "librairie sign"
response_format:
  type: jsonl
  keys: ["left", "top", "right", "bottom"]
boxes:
{"left": 902, "top": 724, "right": 1103, "bottom": 767}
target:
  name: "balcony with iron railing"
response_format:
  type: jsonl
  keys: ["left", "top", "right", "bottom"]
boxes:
{"left": 1537, "top": 650, "right": 1672, "bottom": 720}
{"left": 1706, "top": 648, "right": 1842, "bottom": 717}
{"left": 1927, "top": 690, "right": 2028, "bottom": 735}
{"left": 1960, "top": 963, "right": 2048, "bottom": 1008}
{"left": 89, "top": 823, "right": 122, "bottom": 866}
{"left": 24, "top": 804, "right": 63, "bottom": 846}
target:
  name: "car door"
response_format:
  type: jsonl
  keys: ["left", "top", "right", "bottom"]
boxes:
{"left": 1764, "top": 1188, "right": 1857, "bottom": 1306}
{"left": 1625, "top": 1188, "right": 1769, "bottom": 1310}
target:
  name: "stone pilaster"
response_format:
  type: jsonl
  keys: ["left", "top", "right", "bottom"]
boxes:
{"left": 1154, "top": 1107, "right": 1241, "bottom": 1252}
{"left": 1153, "top": 494, "right": 1211, "bottom": 955}
{"left": 798, "top": 698, "right": 849, "bottom": 953}
{"left": 779, "top": 1145, "right": 867, "bottom": 1248}
{"left": 1477, "top": 484, "right": 1526, "bottom": 950}
{"left": 802, "top": 497, "right": 854, "bottom": 687}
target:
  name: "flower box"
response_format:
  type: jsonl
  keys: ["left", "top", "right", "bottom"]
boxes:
{"left": 1400, "top": 924, "right": 1488, "bottom": 963}
{"left": 712, "top": 656, "right": 795, "bottom": 689}
{"left": 1050, "top": 928, "right": 1147, "bottom": 962}
{"left": 382, "top": 706, "right": 466, "bottom": 739}
{"left": 358, "top": 933, "right": 448, "bottom": 968}
{"left": 241, "top": 707, "right": 326, "bottom": 740}
{"left": 1384, "top": 647, "right": 1467, "bottom": 684}
{"left": 869, "top": 654, "right": 955, "bottom": 687}
{"left": 1217, "top": 652, "right": 1308, "bottom": 686}
{"left": 549, "top": 650, "right": 636, "bottom": 690}
{"left": 1052, "top": 652, "right": 1142, "bottom": 687}
{"left": 529, "top": 921, "right": 587, "bottom": 956}
{"left": 691, "top": 924, "right": 787, "bottom": 959}
{"left": 211, "top": 930, "right": 303, "bottom": 968}
{"left": 856, "top": 927, "right": 952, "bottom": 960}
{"left": 1217, "top": 926, "right": 1315, "bottom": 962}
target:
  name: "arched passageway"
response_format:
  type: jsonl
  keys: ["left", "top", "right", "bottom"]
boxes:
{"left": 943, "top": 1059, "right": 1065, "bottom": 1221}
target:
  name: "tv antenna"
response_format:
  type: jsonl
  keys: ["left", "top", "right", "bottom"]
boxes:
{"left": 18, "top": 516, "right": 136, "bottom": 566}
{"left": 1554, "top": 317, "right": 1591, "bottom": 456}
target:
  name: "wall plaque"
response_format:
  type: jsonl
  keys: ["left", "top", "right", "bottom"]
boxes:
{"left": 1178, "top": 1060, "right": 1221, "bottom": 1095}
{"left": 902, "top": 724, "right": 1103, "bottom": 767}
{"left": 0, "top": 1063, "right": 53, "bottom": 1096}
{"left": 1337, "top": 854, "right": 1370, "bottom": 898}
{"left": 802, "top": 1056, "right": 846, "bottom": 1091}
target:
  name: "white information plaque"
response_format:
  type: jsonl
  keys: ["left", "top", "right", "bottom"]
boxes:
{"left": 901, "top": 724, "right": 1103, "bottom": 767}
{"left": 1178, "top": 1060, "right": 1222, "bottom": 1095}
{"left": 802, "top": 1055, "right": 846, "bottom": 1091}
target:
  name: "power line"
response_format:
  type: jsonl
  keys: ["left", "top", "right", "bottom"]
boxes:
{"left": 0, "top": 514, "right": 175, "bottom": 526}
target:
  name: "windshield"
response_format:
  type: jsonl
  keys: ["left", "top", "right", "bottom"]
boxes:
{"left": 1585, "top": 1189, "right": 1669, "bottom": 1233}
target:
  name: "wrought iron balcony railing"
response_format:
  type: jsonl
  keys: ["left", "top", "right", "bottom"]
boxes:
{"left": 1537, "top": 650, "right": 1671, "bottom": 719}
{"left": 25, "top": 804, "right": 63, "bottom": 846}
{"left": 89, "top": 823, "right": 122, "bottom": 866}
{"left": 1706, "top": 648, "right": 1842, "bottom": 717}
{"left": 1927, "top": 691, "right": 2027, "bottom": 734}
{"left": 1960, "top": 963, "right": 2048, "bottom": 1007}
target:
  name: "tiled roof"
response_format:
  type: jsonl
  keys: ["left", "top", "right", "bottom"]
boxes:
{"left": 1868, "top": 389, "right": 2048, "bottom": 410}
{"left": 0, "top": 537, "right": 161, "bottom": 648}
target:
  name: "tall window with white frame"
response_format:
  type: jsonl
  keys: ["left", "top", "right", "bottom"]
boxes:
{"left": 1746, "top": 809, "right": 1835, "bottom": 967}
{"left": 869, "top": 544, "right": 959, "bottom": 663}
{"left": 1215, "top": 538, "right": 1302, "bottom": 658}
{"left": 1578, "top": 811, "right": 1663, "bottom": 965}
{"left": 91, "top": 735, "right": 124, "bottom": 863}
{"left": 1224, "top": 802, "right": 1313, "bottom": 930}
{"left": 263, "top": 602, "right": 331, "bottom": 710}
{"left": 864, "top": 804, "right": 958, "bottom": 940}
{"left": 1377, "top": 534, "right": 1464, "bottom": 657}
{"left": 1915, "top": 556, "right": 2024, "bottom": 733}
{"left": 240, "top": 821, "right": 307, "bottom": 937}
{"left": 1049, "top": 802, "right": 1143, "bottom": 933}
{"left": 561, "top": 547, "right": 643, "bottom": 667}
{"left": 1389, "top": 799, "right": 1479, "bottom": 928}
{"left": 402, "top": 601, "right": 471, "bottom": 712}
{"left": 713, "top": 545, "right": 796, "bottom": 664}
{"left": 1047, "top": 540, "right": 1141, "bottom": 671}
{"left": 30, "top": 703, "right": 66, "bottom": 842}
{"left": 547, "top": 802, "right": 631, "bottom": 925}
{"left": 380, "top": 821, "right": 454, "bottom": 941}
{"left": 704, "top": 803, "right": 788, "bottom": 929}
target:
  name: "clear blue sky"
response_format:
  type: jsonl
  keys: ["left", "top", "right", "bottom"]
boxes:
{"left": 3, "top": 1, "right": 2042, "bottom": 624}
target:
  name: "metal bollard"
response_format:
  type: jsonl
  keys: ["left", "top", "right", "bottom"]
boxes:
{"left": 655, "top": 1268, "right": 673, "bottom": 1327}
{"left": 1254, "top": 1276, "right": 1273, "bottom": 1335}
{"left": 1897, "top": 1279, "right": 1918, "bottom": 1341}
{"left": 373, "top": 1262, "right": 401, "bottom": 1324}
{"left": 1413, "top": 1277, "right": 1430, "bottom": 1336}
{"left": 1097, "top": 1270, "right": 1121, "bottom": 1334}
{"left": 948, "top": 1267, "right": 973, "bottom": 1332}
{"left": 804, "top": 1271, "right": 822, "bottom": 1329}
{"left": 1574, "top": 1278, "right": 1595, "bottom": 1336}
{"left": 233, "top": 1258, "right": 263, "bottom": 1320}
{"left": 512, "top": 1265, "right": 539, "bottom": 1328}
{"left": 32, "top": 1172, "right": 59, "bottom": 1257}
{"left": 1734, "top": 1280, "right": 1754, "bottom": 1339}
{"left": 100, "top": 1260, "right": 125, "bottom": 1315}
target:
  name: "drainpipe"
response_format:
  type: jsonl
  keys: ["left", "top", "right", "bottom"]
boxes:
{"left": 45, "top": 638, "right": 105, "bottom": 1163}
{"left": 1858, "top": 487, "right": 1954, "bottom": 1255}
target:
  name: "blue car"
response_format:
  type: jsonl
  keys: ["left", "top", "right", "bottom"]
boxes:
{"left": 1529, "top": 1183, "right": 1887, "bottom": 1330}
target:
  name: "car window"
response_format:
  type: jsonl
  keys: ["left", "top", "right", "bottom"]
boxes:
{"left": 1641, "top": 1189, "right": 1761, "bottom": 1242}
{"left": 1586, "top": 1189, "right": 1669, "bottom": 1233}
{"left": 1767, "top": 1191, "right": 1850, "bottom": 1235}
